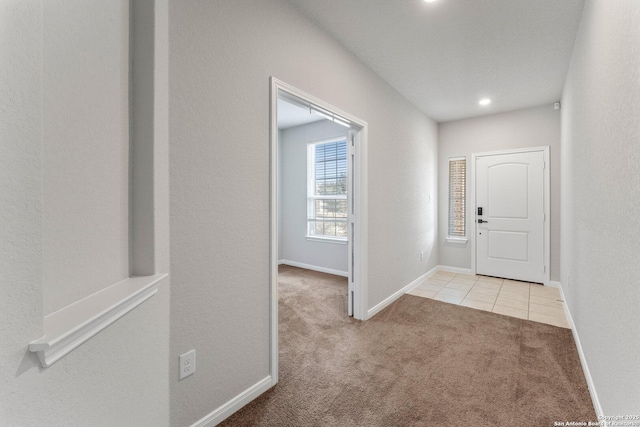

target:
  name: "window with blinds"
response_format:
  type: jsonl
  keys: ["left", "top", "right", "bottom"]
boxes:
{"left": 448, "top": 157, "right": 466, "bottom": 236}
{"left": 307, "top": 138, "right": 348, "bottom": 240}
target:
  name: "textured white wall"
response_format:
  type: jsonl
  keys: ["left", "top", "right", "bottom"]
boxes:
{"left": 438, "top": 105, "right": 562, "bottom": 281}
{"left": 561, "top": 0, "right": 640, "bottom": 414}
{"left": 42, "top": 0, "right": 131, "bottom": 313}
{"left": 280, "top": 120, "right": 349, "bottom": 273}
{"left": 0, "top": 1, "right": 170, "bottom": 425}
{"left": 168, "top": 1, "right": 437, "bottom": 425}
{"left": 0, "top": 1, "right": 44, "bottom": 423}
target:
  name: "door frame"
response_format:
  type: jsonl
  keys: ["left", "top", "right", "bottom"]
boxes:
{"left": 470, "top": 146, "right": 550, "bottom": 286}
{"left": 269, "top": 77, "right": 369, "bottom": 385}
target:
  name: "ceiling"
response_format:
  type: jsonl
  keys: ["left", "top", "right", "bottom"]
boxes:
{"left": 287, "top": 0, "right": 585, "bottom": 122}
{"left": 277, "top": 98, "right": 326, "bottom": 129}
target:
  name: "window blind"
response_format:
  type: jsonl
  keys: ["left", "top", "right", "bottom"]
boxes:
{"left": 314, "top": 141, "right": 347, "bottom": 196}
{"left": 448, "top": 158, "right": 466, "bottom": 236}
{"left": 308, "top": 139, "right": 348, "bottom": 239}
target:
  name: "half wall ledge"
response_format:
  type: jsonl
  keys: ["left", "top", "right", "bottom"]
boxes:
{"left": 29, "top": 273, "right": 168, "bottom": 368}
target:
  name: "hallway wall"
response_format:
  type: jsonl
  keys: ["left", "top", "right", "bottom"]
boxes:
{"left": 561, "top": 0, "right": 640, "bottom": 414}
{"left": 0, "top": 1, "right": 170, "bottom": 425}
{"left": 168, "top": 1, "right": 437, "bottom": 425}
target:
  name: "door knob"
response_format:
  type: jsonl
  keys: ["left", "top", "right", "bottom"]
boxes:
{"left": 478, "top": 219, "right": 488, "bottom": 224}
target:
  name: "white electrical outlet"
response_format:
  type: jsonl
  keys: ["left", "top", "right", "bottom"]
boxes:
{"left": 420, "top": 251, "right": 424, "bottom": 261}
{"left": 179, "top": 350, "right": 196, "bottom": 380}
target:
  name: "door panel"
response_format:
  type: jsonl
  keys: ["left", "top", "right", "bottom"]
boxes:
{"left": 488, "top": 163, "right": 529, "bottom": 218}
{"left": 476, "top": 151, "right": 544, "bottom": 283}
{"left": 487, "top": 231, "right": 528, "bottom": 261}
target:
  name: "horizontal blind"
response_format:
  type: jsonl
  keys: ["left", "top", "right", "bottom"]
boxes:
{"left": 448, "top": 158, "right": 466, "bottom": 236}
{"left": 314, "top": 141, "right": 347, "bottom": 195}
{"left": 308, "top": 139, "right": 348, "bottom": 239}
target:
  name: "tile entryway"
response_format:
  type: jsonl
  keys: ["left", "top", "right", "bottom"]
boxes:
{"left": 407, "top": 270, "right": 569, "bottom": 329}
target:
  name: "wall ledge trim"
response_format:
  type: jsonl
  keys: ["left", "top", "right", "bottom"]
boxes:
{"left": 190, "top": 376, "right": 273, "bottom": 427}
{"left": 367, "top": 265, "right": 439, "bottom": 319}
{"left": 278, "top": 259, "right": 348, "bottom": 277}
{"left": 29, "top": 273, "right": 167, "bottom": 368}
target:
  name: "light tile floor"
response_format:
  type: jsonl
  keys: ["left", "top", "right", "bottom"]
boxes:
{"left": 407, "top": 271, "right": 570, "bottom": 329}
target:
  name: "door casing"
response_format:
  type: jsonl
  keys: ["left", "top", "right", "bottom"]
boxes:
{"left": 471, "top": 146, "right": 550, "bottom": 286}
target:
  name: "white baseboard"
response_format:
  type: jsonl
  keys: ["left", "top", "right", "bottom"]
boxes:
{"left": 556, "top": 283, "right": 604, "bottom": 421}
{"left": 548, "top": 280, "right": 562, "bottom": 289}
{"left": 278, "top": 259, "right": 348, "bottom": 277}
{"left": 367, "top": 265, "right": 439, "bottom": 319}
{"left": 437, "top": 265, "right": 473, "bottom": 275}
{"left": 190, "top": 376, "right": 273, "bottom": 427}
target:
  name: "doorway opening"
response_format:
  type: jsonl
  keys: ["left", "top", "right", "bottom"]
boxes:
{"left": 269, "top": 78, "right": 368, "bottom": 385}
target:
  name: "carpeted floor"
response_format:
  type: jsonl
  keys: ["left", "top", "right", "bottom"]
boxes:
{"left": 220, "top": 265, "right": 596, "bottom": 426}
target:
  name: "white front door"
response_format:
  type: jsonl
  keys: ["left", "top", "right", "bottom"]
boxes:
{"left": 475, "top": 149, "right": 546, "bottom": 283}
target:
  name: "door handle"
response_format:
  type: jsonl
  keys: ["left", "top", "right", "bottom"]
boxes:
{"left": 478, "top": 219, "right": 488, "bottom": 224}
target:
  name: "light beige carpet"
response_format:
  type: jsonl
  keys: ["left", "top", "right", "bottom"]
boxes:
{"left": 220, "top": 265, "right": 595, "bottom": 426}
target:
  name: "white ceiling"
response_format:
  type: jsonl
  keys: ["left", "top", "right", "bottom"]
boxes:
{"left": 287, "top": 0, "right": 585, "bottom": 122}
{"left": 278, "top": 98, "right": 326, "bottom": 129}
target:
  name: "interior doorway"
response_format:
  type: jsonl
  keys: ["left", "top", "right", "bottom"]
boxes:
{"left": 269, "top": 78, "right": 368, "bottom": 384}
{"left": 472, "top": 147, "right": 550, "bottom": 285}
{"left": 276, "top": 101, "right": 351, "bottom": 298}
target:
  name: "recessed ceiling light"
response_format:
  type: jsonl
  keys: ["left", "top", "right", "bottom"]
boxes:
{"left": 479, "top": 98, "right": 492, "bottom": 106}
{"left": 424, "top": 0, "right": 437, "bottom": 3}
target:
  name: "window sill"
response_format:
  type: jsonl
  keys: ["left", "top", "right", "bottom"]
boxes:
{"left": 445, "top": 236, "right": 468, "bottom": 244}
{"left": 29, "top": 273, "right": 167, "bottom": 368}
{"left": 306, "top": 236, "right": 348, "bottom": 245}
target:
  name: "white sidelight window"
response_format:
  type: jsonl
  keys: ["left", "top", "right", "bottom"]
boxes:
{"left": 448, "top": 157, "right": 466, "bottom": 237}
{"left": 307, "top": 138, "right": 348, "bottom": 241}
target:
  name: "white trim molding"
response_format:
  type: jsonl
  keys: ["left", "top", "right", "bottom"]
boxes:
{"left": 278, "top": 259, "right": 348, "bottom": 278}
{"left": 547, "top": 280, "right": 562, "bottom": 289}
{"left": 367, "top": 266, "right": 439, "bottom": 319}
{"left": 190, "top": 376, "right": 273, "bottom": 427}
{"left": 305, "top": 236, "right": 348, "bottom": 245}
{"left": 445, "top": 237, "right": 468, "bottom": 244}
{"left": 556, "top": 282, "right": 604, "bottom": 420}
{"left": 29, "top": 273, "right": 167, "bottom": 368}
